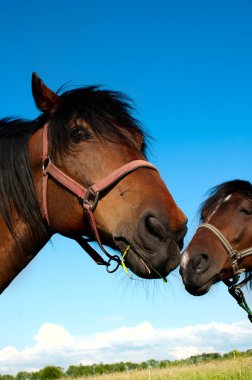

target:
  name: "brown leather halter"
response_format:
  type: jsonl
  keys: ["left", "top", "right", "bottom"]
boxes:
{"left": 198, "top": 223, "right": 252, "bottom": 279}
{"left": 42, "top": 123, "right": 158, "bottom": 272}
{"left": 197, "top": 221, "right": 252, "bottom": 322}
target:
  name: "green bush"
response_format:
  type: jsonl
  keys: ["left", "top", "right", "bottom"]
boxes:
{"left": 38, "top": 367, "right": 64, "bottom": 380}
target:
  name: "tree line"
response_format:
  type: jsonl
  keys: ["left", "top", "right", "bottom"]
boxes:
{"left": 1, "top": 349, "right": 251, "bottom": 380}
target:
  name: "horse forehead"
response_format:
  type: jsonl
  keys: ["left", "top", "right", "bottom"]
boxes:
{"left": 205, "top": 194, "right": 233, "bottom": 222}
{"left": 220, "top": 193, "right": 251, "bottom": 212}
{"left": 232, "top": 192, "right": 252, "bottom": 205}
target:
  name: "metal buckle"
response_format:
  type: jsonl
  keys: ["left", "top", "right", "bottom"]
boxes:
{"left": 106, "top": 255, "right": 120, "bottom": 273}
{"left": 83, "top": 188, "right": 99, "bottom": 211}
{"left": 230, "top": 250, "right": 238, "bottom": 259}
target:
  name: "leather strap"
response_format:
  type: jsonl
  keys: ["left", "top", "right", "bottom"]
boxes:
{"left": 41, "top": 123, "right": 159, "bottom": 269}
{"left": 198, "top": 223, "right": 252, "bottom": 277}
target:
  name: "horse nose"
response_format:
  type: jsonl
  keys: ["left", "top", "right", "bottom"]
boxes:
{"left": 191, "top": 252, "right": 210, "bottom": 274}
{"left": 145, "top": 214, "right": 167, "bottom": 241}
{"left": 137, "top": 210, "right": 187, "bottom": 247}
{"left": 137, "top": 211, "right": 167, "bottom": 245}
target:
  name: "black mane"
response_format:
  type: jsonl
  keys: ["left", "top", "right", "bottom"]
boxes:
{"left": 48, "top": 86, "right": 149, "bottom": 160}
{"left": 0, "top": 117, "right": 45, "bottom": 242}
{"left": 0, "top": 85, "right": 149, "bottom": 242}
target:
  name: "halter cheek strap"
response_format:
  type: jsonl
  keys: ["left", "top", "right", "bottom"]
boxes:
{"left": 41, "top": 123, "right": 159, "bottom": 271}
{"left": 198, "top": 223, "right": 252, "bottom": 322}
{"left": 198, "top": 223, "right": 252, "bottom": 277}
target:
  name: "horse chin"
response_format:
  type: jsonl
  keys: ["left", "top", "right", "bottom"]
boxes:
{"left": 114, "top": 238, "right": 180, "bottom": 279}
{"left": 185, "top": 282, "right": 211, "bottom": 296}
{"left": 182, "top": 272, "right": 218, "bottom": 296}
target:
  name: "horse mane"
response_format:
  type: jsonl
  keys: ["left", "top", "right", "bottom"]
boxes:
{"left": 200, "top": 179, "right": 252, "bottom": 288}
{"left": 0, "top": 85, "right": 149, "bottom": 243}
{"left": 48, "top": 85, "right": 149, "bottom": 160}
{"left": 0, "top": 117, "right": 47, "bottom": 242}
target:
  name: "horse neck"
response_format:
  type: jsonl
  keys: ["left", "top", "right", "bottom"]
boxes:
{"left": 0, "top": 214, "right": 51, "bottom": 294}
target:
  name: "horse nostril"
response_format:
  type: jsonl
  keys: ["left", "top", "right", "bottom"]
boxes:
{"left": 145, "top": 215, "right": 167, "bottom": 242}
{"left": 192, "top": 253, "right": 210, "bottom": 273}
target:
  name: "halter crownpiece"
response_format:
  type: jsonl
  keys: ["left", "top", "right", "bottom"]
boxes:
{"left": 41, "top": 123, "right": 159, "bottom": 272}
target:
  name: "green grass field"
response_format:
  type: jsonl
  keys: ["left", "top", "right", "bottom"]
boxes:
{"left": 65, "top": 357, "right": 252, "bottom": 380}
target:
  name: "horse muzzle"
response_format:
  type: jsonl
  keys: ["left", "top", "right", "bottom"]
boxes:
{"left": 115, "top": 209, "right": 187, "bottom": 279}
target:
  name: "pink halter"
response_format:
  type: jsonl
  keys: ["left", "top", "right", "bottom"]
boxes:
{"left": 42, "top": 123, "right": 158, "bottom": 271}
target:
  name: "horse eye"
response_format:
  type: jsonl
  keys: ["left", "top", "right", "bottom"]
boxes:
{"left": 239, "top": 208, "right": 252, "bottom": 216}
{"left": 70, "top": 127, "right": 91, "bottom": 143}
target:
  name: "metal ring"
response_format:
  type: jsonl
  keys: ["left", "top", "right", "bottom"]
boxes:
{"left": 83, "top": 189, "right": 100, "bottom": 211}
{"left": 89, "top": 190, "right": 99, "bottom": 210}
{"left": 106, "top": 255, "right": 120, "bottom": 273}
{"left": 42, "top": 157, "right": 51, "bottom": 171}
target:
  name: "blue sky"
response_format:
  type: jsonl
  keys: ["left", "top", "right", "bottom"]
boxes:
{"left": 0, "top": 0, "right": 252, "bottom": 374}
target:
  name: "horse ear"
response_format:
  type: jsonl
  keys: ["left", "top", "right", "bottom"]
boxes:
{"left": 32, "top": 72, "right": 61, "bottom": 113}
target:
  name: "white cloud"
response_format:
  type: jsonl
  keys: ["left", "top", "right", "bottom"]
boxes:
{"left": 96, "top": 321, "right": 154, "bottom": 342}
{"left": 34, "top": 323, "right": 74, "bottom": 349}
{"left": 0, "top": 320, "right": 251, "bottom": 375}
{"left": 0, "top": 346, "right": 18, "bottom": 361}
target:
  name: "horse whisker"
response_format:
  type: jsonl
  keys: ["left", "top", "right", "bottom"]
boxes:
{"left": 140, "top": 258, "right": 151, "bottom": 274}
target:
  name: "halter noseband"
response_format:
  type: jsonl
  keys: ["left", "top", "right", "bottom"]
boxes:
{"left": 198, "top": 223, "right": 252, "bottom": 322}
{"left": 42, "top": 123, "right": 158, "bottom": 272}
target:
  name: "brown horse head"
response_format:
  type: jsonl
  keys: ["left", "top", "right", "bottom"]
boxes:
{"left": 180, "top": 180, "right": 252, "bottom": 296}
{"left": 0, "top": 73, "right": 187, "bottom": 293}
